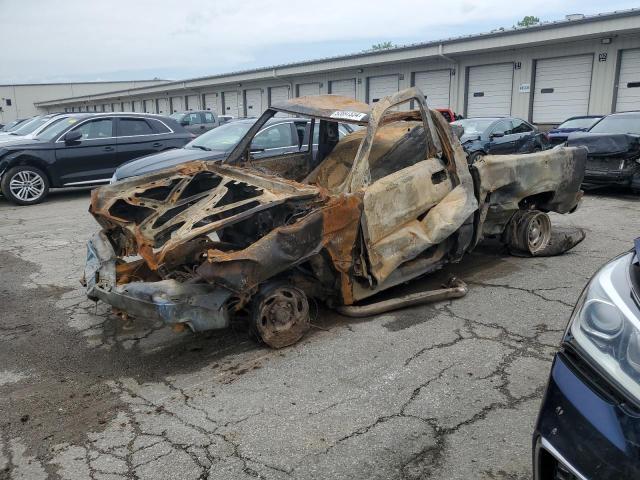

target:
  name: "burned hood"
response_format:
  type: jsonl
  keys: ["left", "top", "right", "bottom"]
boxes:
{"left": 567, "top": 132, "right": 640, "bottom": 157}
{"left": 90, "top": 160, "right": 321, "bottom": 269}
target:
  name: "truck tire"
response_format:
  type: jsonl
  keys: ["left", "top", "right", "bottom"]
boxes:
{"left": 250, "top": 281, "right": 310, "bottom": 349}
{"left": 504, "top": 210, "right": 551, "bottom": 255}
{"left": 1, "top": 165, "right": 50, "bottom": 205}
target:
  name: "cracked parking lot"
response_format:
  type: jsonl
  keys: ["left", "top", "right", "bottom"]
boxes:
{"left": 1, "top": 189, "right": 639, "bottom": 480}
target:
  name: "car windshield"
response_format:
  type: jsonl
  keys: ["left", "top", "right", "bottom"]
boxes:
{"left": 186, "top": 121, "right": 253, "bottom": 151}
{"left": 589, "top": 115, "right": 640, "bottom": 135}
{"left": 557, "top": 117, "right": 601, "bottom": 129}
{"left": 452, "top": 118, "right": 496, "bottom": 136}
{"left": 35, "top": 117, "right": 80, "bottom": 141}
{"left": 10, "top": 117, "right": 51, "bottom": 136}
{"left": 1, "top": 119, "right": 27, "bottom": 132}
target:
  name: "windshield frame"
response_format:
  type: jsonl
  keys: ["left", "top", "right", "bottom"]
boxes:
{"left": 557, "top": 117, "right": 602, "bottom": 130}
{"left": 185, "top": 121, "right": 254, "bottom": 152}
{"left": 452, "top": 118, "right": 497, "bottom": 137}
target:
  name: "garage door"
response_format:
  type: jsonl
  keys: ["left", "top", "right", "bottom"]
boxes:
{"left": 222, "top": 91, "right": 239, "bottom": 117}
{"left": 616, "top": 49, "right": 640, "bottom": 112}
{"left": 123, "top": 101, "right": 132, "bottom": 112}
{"left": 143, "top": 99, "right": 154, "bottom": 113}
{"left": 133, "top": 100, "right": 143, "bottom": 112}
{"left": 244, "top": 89, "right": 262, "bottom": 117}
{"left": 103, "top": 104, "right": 112, "bottom": 112}
{"left": 186, "top": 95, "right": 199, "bottom": 110}
{"left": 368, "top": 75, "right": 399, "bottom": 103}
{"left": 202, "top": 94, "right": 217, "bottom": 112}
{"left": 532, "top": 55, "right": 593, "bottom": 123}
{"left": 414, "top": 70, "right": 451, "bottom": 108}
{"left": 156, "top": 98, "right": 169, "bottom": 115}
{"left": 467, "top": 63, "right": 513, "bottom": 117}
{"left": 298, "top": 83, "right": 320, "bottom": 97}
{"left": 329, "top": 79, "right": 356, "bottom": 98}
{"left": 269, "top": 86, "right": 290, "bottom": 106}
{"left": 170, "top": 96, "right": 184, "bottom": 113}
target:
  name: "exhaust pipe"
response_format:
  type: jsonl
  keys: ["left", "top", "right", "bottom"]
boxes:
{"left": 335, "top": 277, "right": 467, "bottom": 318}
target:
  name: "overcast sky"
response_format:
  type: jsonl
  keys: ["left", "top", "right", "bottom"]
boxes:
{"left": 0, "top": 0, "right": 637, "bottom": 84}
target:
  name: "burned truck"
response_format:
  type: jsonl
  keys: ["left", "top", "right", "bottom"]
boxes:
{"left": 83, "top": 88, "right": 586, "bottom": 348}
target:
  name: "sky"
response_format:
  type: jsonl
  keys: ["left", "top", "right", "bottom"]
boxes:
{"left": 0, "top": 0, "right": 638, "bottom": 84}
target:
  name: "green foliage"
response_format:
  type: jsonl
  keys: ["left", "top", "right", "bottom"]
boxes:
{"left": 517, "top": 16, "right": 540, "bottom": 27}
{"left": 370, "top": 41, "right": 396, "bottom": 51}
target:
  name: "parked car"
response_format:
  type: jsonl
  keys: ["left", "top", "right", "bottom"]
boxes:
{"left": 567, "top": 111, "right": 640, "bottom": 190}
{"left": 110, "top": 117, "right": 353, "bottom": 182}
{"left": 452, "top": 116, "right": 547, "bottom": 163}
{"left": 169, "top": 110, "right": 222, "bottom": 136}
{"left": 533, "top": 242, "right": 640, "bottom": 479}
{"left": 84, "top": 87, "right": 585, "bottom": 349}
{"left": 0, "top": 118, "right": 30, "bottom": 133}
{"left": 0, "top": 113, "right": 68, "bottom": 143}
{"left": 547, "top": 115, "right": 603, "bottom": 145}
{"left": 435, "top": 108, "right": 460, "bottom": 123}
{"left": 0, "top": 113, "right": 191, "bottom": 205}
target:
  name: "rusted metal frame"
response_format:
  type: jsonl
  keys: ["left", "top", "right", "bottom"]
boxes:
{"left": 345, "top": 87, "right": 443, "bottom": 192}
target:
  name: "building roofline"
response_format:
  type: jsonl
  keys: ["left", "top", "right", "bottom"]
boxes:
{"left": 35, "top": 8, "right": 640, "bottom": 106}
{"left": 1, "top": 79, "right": 170, "bottom": 87}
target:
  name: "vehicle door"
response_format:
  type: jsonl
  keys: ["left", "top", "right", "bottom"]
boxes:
{"left": 53, "top": 117, "right": 117, "bottom": 185}
{"left": 115, "top": 117, "right": 166, "bottom": 165}
{"left": 201, "top": 111, "right": 218, "bottom": 133}
{"left": 510, "top": 119, "right": 537, "bottom": 151}
{"left": 486, "top": 119, "right": 517, "bottom": 154}
{"left": 247, "top": 121, "right": 311, "bottom": 181}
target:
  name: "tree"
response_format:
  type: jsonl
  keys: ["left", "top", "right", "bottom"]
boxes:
{"left": 370, "top": 41, "right": 396, "bottom": 51}
{"left": 516, "top": 16, "right": 540, "bottom": 27}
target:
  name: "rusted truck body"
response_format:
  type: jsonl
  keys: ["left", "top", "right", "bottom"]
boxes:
{"left": 84, "top": 88, "right": 586, "bottom": 347}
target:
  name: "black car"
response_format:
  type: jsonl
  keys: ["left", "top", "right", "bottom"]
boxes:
{"left": 533, "top": 242, "right": 640, "bottom": 479}
{"left": 0, "top": 113, "right": 192, "bottom": 205}
{"left": 547, "top": 115, "right": 603, "bottom": 146}
{"left": 111, "top": 116, "right": 353, "bottom": 182}
{"left": 567, "top": 112, "right": 640, "bottom": 191}
{"left": 452, "top": 117, "right": 547, "bottom": 163}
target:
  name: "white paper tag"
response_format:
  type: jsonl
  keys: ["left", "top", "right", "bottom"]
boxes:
{"left": 329, "top": 111, "right": 367, "bottom": 121}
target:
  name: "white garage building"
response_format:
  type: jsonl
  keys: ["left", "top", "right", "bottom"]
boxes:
{"left": 34, "top": 9, "right": 640, "bottom": 127}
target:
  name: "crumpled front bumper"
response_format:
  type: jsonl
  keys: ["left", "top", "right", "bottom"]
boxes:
{"left": 84, "top": 231, "right": 232, "bottom": 332}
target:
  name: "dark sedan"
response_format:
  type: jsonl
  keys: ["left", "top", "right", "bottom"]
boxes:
{"left": 547, "top": 115, "right": 603, "bottom": 145}
{"left": 566, "top": 111, "right": 640, "bottom": 190}
{"left": 452, "top": 116, "right": 547, "bottom": 163}
{"left": 111, "top": 116, "right": 353, "bottom": 182}
{"left": 533, "top": 241, "right": 640, "bottom": 480}
{"left": 0, "top": 113, "right": 191, "bottom": 205}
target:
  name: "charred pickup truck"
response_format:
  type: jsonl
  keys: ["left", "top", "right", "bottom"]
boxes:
{"left": 83, "top": 87, "right": 586, "bottom": 348}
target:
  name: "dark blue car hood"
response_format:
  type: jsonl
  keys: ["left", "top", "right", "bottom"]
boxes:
{"left": 549, "top": 127, "right": 588, "bottom": 136}
{"left": 113, "top": 148, "right": 227, "bottom": 181}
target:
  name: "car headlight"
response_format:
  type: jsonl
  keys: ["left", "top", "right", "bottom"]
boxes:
{"left": 566, "top": 252, "right": 640, "bottom": 403}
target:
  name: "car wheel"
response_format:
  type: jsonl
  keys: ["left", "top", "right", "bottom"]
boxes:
{"left": 504, "top": 210, "right": 552, "bottom": 255}
{"left": 467, "top": 151, "right": 485, "bottom": 164}
{"left": 1, "top": 165, "right": 50, "bottom": 205}
{"left": 250, "top": 281, "right": 310, "bottom": 349}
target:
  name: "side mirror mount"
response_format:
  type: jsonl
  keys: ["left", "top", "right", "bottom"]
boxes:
{"left": 490, "top": 132, "right": 505, "bottom": 139}
{"left": 63, "top": 130, "right": 82, "bottom": 143}
{"left": 180, "top": 120, "right": 189, "bottom": 126}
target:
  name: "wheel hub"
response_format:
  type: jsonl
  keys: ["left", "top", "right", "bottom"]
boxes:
{"left": 255, "top": 286, "right": 310, "bottom": 348}
{"left": 9, "top": 171, "right": 45, "bottom": 202}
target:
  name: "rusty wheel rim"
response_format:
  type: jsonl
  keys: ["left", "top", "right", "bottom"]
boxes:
{"left": 255, "top": 286, "right": 310, "bottom": 348}
{"left": 526, "top": 212, "right": 551, "bottom": 254}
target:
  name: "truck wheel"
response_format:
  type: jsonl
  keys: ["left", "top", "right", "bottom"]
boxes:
{"left": 250, "top": 281, "right": 310, "bottom": 349}
{"left": 1, "top": 165, "right": 50, "bottom": 205}
{"left": 505, "top": 210, "right": 551, "bottom": 255}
